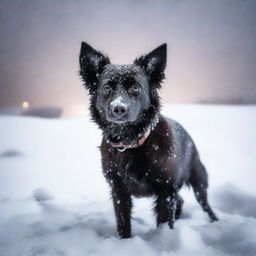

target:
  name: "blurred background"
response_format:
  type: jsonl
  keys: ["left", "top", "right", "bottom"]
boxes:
{"left": 0, "top": 0, "right": 256, "bottom": 117}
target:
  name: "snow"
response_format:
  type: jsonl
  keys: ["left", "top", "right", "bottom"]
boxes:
{"left": 110, "top": 96, "right": 125, "bottom": 106}
{"left": 0, "top": 104, "right": 256, "bottom": 256}
{"left": 110, "top": 96, "right": 129, "bottom": 110}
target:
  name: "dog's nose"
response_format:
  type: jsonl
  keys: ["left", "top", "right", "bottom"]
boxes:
{"left": 112, "top": 105, "right": 127, "bottom": 117}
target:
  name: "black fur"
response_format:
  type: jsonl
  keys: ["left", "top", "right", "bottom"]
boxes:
{"left": 79, "top": 41, "right": 218, "bottom": 239}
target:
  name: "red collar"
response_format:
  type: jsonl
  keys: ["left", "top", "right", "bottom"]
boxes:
{"left": 107, "top": 129, "right": 151, "bottom": 152}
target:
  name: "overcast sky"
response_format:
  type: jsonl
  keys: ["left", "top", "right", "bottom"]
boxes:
{"left": 0, "top": 0, "right": 256, "bottom": 115}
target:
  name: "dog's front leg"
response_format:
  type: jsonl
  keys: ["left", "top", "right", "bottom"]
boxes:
{"left": 154, "top": 192, "right": 177, "bottom": 229}
{"left": 111, "top": 183, "right": 132, "bottom": 239}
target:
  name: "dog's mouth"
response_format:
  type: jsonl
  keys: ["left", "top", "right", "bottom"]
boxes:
{"left": 106, "top": 115, "right": 132, "bottom": 125}
{"left": 113, "top": 118, "right": 129, "bottom": 124}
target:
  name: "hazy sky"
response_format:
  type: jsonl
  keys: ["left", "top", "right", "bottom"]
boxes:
{"left": 0, "top": 0, "right": 256, "bottom": 115}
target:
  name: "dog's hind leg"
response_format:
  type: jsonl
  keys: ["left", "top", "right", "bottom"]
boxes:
{"left": 154, "top": 191, "right": 177, "bottom": 229}
{"left": 189, "top": 160, "right": 218, "bottom": 222}
{"left": 175, "top": 194, "right": 184, "bottom": 220}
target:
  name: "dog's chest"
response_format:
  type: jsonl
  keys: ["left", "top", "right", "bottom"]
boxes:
{"left": 118, "top": 154, "right": 154, "bottom": 197}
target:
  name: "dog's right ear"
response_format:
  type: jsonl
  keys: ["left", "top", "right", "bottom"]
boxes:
{"left": 79, "top": 41, "right": 110, "bottom": 92}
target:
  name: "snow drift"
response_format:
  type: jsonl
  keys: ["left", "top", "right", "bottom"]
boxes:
{"left": 0, "top": 104, "right": 255, "bottom": 256}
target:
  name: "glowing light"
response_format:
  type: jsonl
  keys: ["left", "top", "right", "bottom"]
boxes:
{"left": 22, "top": 101, "right": 30, "bottom": 109}
{"left": 65, "top": 104, "right": 87, "bottom": 117}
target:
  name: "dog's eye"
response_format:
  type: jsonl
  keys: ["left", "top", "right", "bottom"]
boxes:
{"left": 131, "top": 85, "right": 140, "bottom": 93}
{"left": 103, "top": 85, "right": 112, "bottom": 94}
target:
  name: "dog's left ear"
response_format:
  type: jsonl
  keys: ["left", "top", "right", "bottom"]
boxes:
{"left": 79, "top": 41, "right": 110, "bottom": 92}
{"left": 134, "top": 44, "right": 167, "bottom": 88}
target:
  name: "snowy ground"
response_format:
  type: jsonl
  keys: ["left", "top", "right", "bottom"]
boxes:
{"left": 0, "top": 104, "right": 256, "bottom": 256}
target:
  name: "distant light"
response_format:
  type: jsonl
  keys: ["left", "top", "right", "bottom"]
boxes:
{"left": 22, "top": 101, "right": 30, "bottom": 109}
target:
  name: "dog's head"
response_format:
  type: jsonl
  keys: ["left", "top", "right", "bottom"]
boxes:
{"left": 79, "top": 42, "right": 166, "bottom": 132}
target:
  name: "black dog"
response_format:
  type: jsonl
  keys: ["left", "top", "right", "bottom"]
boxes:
{"left": 79, "top": 41, "right": 218, "bottom": 239}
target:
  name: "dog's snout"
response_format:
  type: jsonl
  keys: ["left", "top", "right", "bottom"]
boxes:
{"left": 110, "top": 96, "right": 128, "bottom": 119}
{"left": 112, "top": 105, "right": 127, "bottom": 117}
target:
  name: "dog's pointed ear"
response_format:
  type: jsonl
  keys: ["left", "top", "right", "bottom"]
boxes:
{"left": 79, "top": 41, "right": 110, "bottom": 92}
{"left": 134, "top": 44, "right": 167, "bottom": 88}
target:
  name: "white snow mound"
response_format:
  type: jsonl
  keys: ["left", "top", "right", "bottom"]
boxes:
{"left": 0, "top": 105, "right": 256, "bottom": 256}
